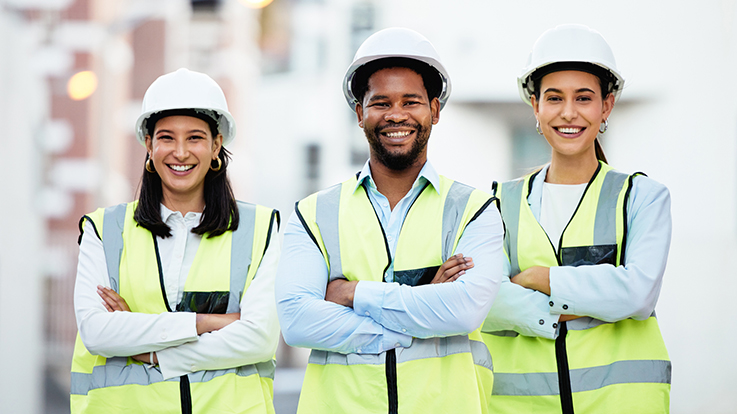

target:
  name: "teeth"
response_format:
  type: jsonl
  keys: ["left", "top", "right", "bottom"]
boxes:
{"left": 558, "top": 127, "right": 582, "bottom": 134}
{"left": 385, "top": 131, "right": 411, "bottom": 138}
{"left": 170, "top": 164, "right": 194, "bottom": 172}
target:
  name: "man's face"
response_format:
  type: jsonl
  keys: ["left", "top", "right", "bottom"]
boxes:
{"left": 356, "top": 67, "right": 440, "bottom": 171}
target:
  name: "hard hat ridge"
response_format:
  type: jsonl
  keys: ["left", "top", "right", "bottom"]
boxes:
{"left": 135, "top": 68, "right": 237, "bottom": 146}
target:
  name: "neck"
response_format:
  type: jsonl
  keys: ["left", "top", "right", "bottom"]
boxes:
{"left": 369, "top": 157, "right": 425, "bottom": 210}
{"left": 161, "top": 191, "right": 205, "bottom": 215}
{"left": 546, "top": 152, "right": 600, "bottom": 184}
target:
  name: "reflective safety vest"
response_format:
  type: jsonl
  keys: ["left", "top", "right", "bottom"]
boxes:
{"left": 294, "top": 175, "right": 496, "bottom": 414}
{"left": 483, "top": 162, "right": 671, "bottom": 414}
{"left": 70, "top": 201, "right": 279, "bottom": 414}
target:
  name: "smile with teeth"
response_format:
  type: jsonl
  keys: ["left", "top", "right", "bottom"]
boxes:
{"left": 383, "top": 131, "right": 412, "bottom": 138}
{"left": 556, "top": 127, "right": 583, "bottom": 134}
{"left": 169, "top": 164, "right": 195, "bottom": 172}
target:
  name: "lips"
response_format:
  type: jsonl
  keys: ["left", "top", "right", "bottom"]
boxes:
{"left": 553, "top": 126, "right": 586, "bottom": 138}
{"left": 168, "top": 164, "right": 195, "bottom": 172}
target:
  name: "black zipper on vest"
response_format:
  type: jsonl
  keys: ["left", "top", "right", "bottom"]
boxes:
{"left": 153, "top": 234, "right": 193, "bottom": 413}
{"left": 360, "top": 181, "right": 430, "bottom": 414}
{"left": 555, "top": 322, "right": 574, "bottom": 414}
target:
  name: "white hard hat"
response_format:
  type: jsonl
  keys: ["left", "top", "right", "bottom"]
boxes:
{"left": 135, "top": 68, "right": 236, "bottom": 146}
{"left": 342, "top": 27, "right": 451, "bottom": 111}
{"left": 518, "top": 24, "right": 624, "bottom": 106}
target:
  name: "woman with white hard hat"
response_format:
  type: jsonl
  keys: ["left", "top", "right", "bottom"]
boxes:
{"left": 482, "top": 24, "right": 671, "bottom": 413}
{"left": 71, "top": 68, "right": 280, "bottom": 413}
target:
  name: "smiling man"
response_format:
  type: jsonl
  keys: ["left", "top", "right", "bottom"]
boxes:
{"left": 275, "top": 28, "right": 505, "bottom": 414}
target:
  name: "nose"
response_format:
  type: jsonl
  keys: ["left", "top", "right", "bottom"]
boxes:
{"left": 384, "top": 104, "right": 409, "bottom": 123}
{"left": 560, "top": 98, "right": 577, "bottom": 121}
{"left": 173, "top": 139, "right": 189, "bottom": 159}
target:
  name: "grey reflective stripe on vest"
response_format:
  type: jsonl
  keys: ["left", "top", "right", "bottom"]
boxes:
{"left": 229, "top": 202, "right": 257, "bottom": 313}
{"left": 315, "top": 184, "right": 343, "bottom": 282}
{"left": 499, "top": 179, "right": 525, "bottom": 276}
{"left": 593, "top": 170, "right": 628, "bottom": 246}
{"left": 102, "top": 204, "right": 127, "bottom": 293}
{"left": 308, "top": 337, "right": 492, "bottom": 371}
{"left": 492, "top": 359, "right": 671, "bottom": 396}
{"left": 70, "top": 358, "right": 275, "bottom": 396}
{"left": 441, "top": 182, "right": 473, "bottom": 261}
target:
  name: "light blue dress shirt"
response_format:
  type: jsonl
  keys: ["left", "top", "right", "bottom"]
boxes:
{"left": 276, "top": 160, "right": 504, "bottom": 355}
{"left": 482, "top": 164, "right": 672, "bottom": 339}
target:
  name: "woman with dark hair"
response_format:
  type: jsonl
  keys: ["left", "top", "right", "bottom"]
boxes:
{"left": 71, "top": 68, "right": 280, "bottom": 413}
{"left": 482, "top": 25, "right": 671, "bottom": 413}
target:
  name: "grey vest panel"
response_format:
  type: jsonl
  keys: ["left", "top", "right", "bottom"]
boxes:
{"left": 102, "top": 203, "right": 127, "bottom": 293}
{"left": 71, "top": 358, "right": 276, "bottom": 396}
{"left": 314, "top": 184, "right": 343, "bottom": 282}
{"left": 308, "top": 337, "right": 492, "bottom": 371}
{"left": 498, "top": 178, "right": 526, "bottom": 276}
{"left": 229, "top": 202, "right": 258, "bottom": 313}
{"left": 492, "top": 359, "right": 671, "bottom": 396}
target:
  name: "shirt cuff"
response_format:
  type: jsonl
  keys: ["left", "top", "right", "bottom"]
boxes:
{"left": 548, "top": 267, "right": 575, "bottom": 315}
{"left": 352, "top": 280, "right": 387, "bottom": 324}
{"left": 381, "top": 329, "right": 413, "bottom": 352}
{"left": 149, "top": 313, "right": 199, "bottom": 380}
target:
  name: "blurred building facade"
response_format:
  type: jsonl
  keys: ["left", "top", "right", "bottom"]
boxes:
{"left": 0, "top": 0, "right": 735, "bottom": 413}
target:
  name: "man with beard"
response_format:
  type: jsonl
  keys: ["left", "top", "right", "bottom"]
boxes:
{"left": 275, "top": 28, "right": 504, "bottom": 414}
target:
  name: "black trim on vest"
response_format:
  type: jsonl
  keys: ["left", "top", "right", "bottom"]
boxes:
{"left": 620, "top": 172, "right": 646, "bottom": 265}
{"left": 152, "top": 234, "right": 173, "bottom": 313}
{"left": 555, "top": 162, "right": 602, "bottom": 263}
{"left": 180, "top": 375, "right": 192, "bottom": 414}
{"left": 78, "top": 215, "right": 100, "bottom": 245}
{"left": 295, "top": 202, "right": 321, "bottom": 252}
{"left": 386, "top": 349, "right": 398, "bottom": 414}
{"left": 556, "top": 322, "right": 574, "bottom": 414}
{"left": 527, "top": 169, "right": 542, "bottom": 202}
{"left": 468, "top": 196, "right": 496, "bottom": 226}
{"left": 491, "top": 181, "right": 498, "bottom": 196}
{"left": 361, "top": 183, "right": 394, "bottom": 279}
{"left": 263, "top": 209, "right": 280, "bottom": 257}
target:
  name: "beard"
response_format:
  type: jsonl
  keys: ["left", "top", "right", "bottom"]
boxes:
{"left": 365, "top": 122, "right": 431, "bottom": 171}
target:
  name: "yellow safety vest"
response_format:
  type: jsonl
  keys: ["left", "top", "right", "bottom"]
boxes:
{"left": 295, "top": 175, "right": 496, "bottom": 414}
{"left": 70, "top": 201, "right": 278, "bottom": 414}
{"left": 483, "top": 162, "right": 671, "bottom": 414}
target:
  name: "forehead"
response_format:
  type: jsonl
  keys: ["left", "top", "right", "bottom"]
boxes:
{"left": 366, "top": 67, "right": 427, "bottom": 97}
{"left": 540, "top": 70, "right": 600, "bottom": 92}
{"left": 153, "top": 115, "right": 210, "bottom": 132}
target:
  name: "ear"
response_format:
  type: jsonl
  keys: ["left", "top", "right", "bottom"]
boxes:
{"left": 355, "top": 103, "right": 365, "bottom": 128}
{"left": 530, "top": 95, "right": 540, "bottom": 118}
{"left": 145, "top": 135, "right": 153, "bottom": 157}
{"left": 601, "top": 93, "right": 615, "bottom": 120}
{"left": 430, "top": 97, "right": 440, "bottom": 125}
{"left": 212, "top": 134, "right": 223, "bottom": 159}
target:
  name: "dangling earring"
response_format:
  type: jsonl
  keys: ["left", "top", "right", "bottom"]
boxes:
{"left": 146, "top": 158, "right": 156, "bottom": 173}
{"left": 536, "top": 119, "right": 543, "bottom": 135}
{"left": 210, "top": 157, "right": 222, "bottom": 172}
{"left": 599, "top": 119, "right": 609, "bottom": 134}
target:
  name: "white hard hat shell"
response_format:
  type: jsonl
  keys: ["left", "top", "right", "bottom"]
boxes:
{"left": 517, "top": 24, "right": 624, "bottom": 106}
{"left": 343, "top": 27, "right": 451, "bottom": 111}
{"left": 135, "top": 68, "right": 237, "bottom": 146}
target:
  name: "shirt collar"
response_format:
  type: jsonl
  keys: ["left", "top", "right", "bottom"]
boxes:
{"left": 353, "top": 159, "right": 441, "bottom": 195}
{"left": 159, "top": 203, "right": 202, "bottom": 223}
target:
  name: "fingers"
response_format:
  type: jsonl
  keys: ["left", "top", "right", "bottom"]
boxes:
{"left": 431, "top": 254, "right": 474, "bottom": 284}
{"left": 97, "top": 285, "right": 131, "bottom": 312}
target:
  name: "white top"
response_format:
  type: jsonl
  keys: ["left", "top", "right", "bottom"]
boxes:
{"left": 74, "top": 204, "right": 280, "bottom": 380}
{"left": 540, "top": 182, "right": 587, "bottom": 250}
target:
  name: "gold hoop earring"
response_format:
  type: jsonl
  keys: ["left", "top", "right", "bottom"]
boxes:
{"left": 146, "top": 158, "right": 155, "bottom": 173}
{"left": 599, "top": 119, "right": 609, "bottom": 134}
{"left": 210, "top": 157, "right": 222, "bottom": 172}
{"left": 536, "top": 119, "right": 543, "bottom": 135}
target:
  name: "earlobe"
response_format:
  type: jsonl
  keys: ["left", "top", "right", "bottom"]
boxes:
{"left": 431, "top": 98, "right": 440, "bottom": 125}
{"left": 355, "top": 104, "right": 364, "bottom": 128}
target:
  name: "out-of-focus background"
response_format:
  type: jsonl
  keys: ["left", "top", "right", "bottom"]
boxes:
{"left": 0, "top": 0, "right": 734, "bottom": 412}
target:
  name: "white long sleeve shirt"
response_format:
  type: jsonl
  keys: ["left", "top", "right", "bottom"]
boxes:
{"left": 74, "top": 204, "right": 280, "bottom": 380}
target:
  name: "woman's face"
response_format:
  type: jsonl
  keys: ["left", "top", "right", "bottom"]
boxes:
{"left": 145, "top": 115, "right": 222, "bottom": 204}
{"left": 531, "top": 70, "right": 614, "bottom": 161}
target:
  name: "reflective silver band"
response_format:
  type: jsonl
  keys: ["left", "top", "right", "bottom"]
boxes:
{"left": 498, "top": 179, "right": 525, "bottom": 275}
{"left": 315, "top": 184, "right": 343, "bottom": 282}
{"left": 308, "top": 336, "right": 492, "bottom": 371}
{"left": 594, "top": 170, "right": 628, "bottom": 246}
{"left": 492, "top": 359, "right": 671, "bottom": 396}
{"left": 229, "top": 202, "right": 256, "bottom": 313}
{"left": 71, "top": 358, "right": 275, "bottom": 396}
{"left": 442, "top": 182, "right": 473, "bottom": 260}
{"left": 102, "top": 203, "right": 127, "bottom": 293}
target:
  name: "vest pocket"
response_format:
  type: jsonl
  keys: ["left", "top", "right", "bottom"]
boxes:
{"left": 177, "top": 291, "right": 229, "bottom": 314}
{"left": 560, "top": 244, "right": 616, "bottom": 267}
{"left": 393, "top": 266, "right": 440, "bottom": 286}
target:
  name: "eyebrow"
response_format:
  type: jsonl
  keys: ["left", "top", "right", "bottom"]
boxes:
{"left": 367, "top": 93, "right": 426, "bottom": 102}
{"left": 155, "top": 129, "right": 208, "bottom": 136}
{"left": 543, "top": 87, "right": 596, "bottom": 95}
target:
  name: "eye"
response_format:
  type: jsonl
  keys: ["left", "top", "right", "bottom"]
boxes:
{"left": 545, "top": 95, "right": 562, "bottom": 102}
{"left": 370, "top": 102, "right": 389, "bottom": 108}
{"left": 404, "top": 101, "right": 420, "bottom": 106}
{"left": 188, "top": 135, "right": 205, "bottom": 140}
{"left": 156, "top": 134, "right": 173, "bottom": 141}
{"left": 577, "top": 95, "right": 593, "bottom": 102}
